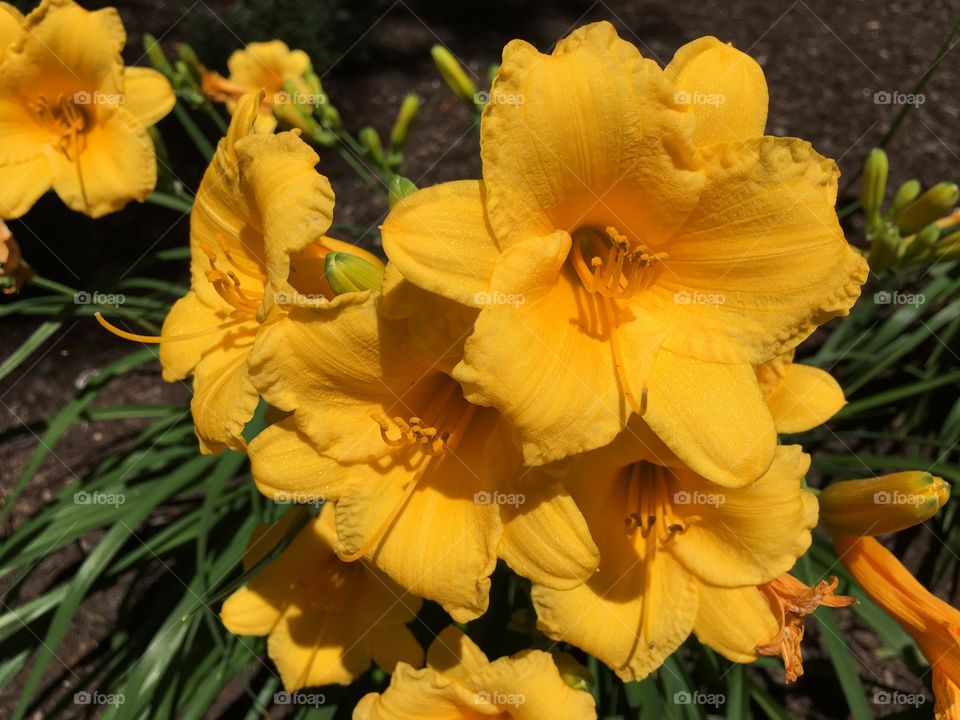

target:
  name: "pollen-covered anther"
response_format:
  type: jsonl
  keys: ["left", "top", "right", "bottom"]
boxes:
{"left": 372, "top": 413, "right": 449, "bottom": 455}
{"left": 572, "top": 226, "right": 668, "bottom": 299}
{"left": 32, "top": 94, "right": 90, "bottom": 161}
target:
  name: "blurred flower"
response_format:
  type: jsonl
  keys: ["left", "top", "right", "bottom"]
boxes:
{"left": 202, "top": 40, "right": 313, "bottom": 133}
{"left": 835, "top": 535, "right": 960, "bottom": 718}
{"left": 247, "top": 280, "right": 599, "bottom": 622}
{"left": 0, "top": 0, "right": 174, "bottom": 218}
{"left": 530, "top": 439, "right": 816, "bottom": 681}
{"left": 820, "top": 471, "right": 949, "bottom": 536}
{"left": 221, "top": 505, "right": 422, "bottom": 691}
{"left": 754, "top": 350, "right": 846, "bottom": 434}
{"left": 0, "top": 220, "right": 34, "bottom": 294}
{"left": 383, "top": 23, "right": 867, "bottom": 488}
{"left": 98, "top": 92, "right": 378, "bottom": 454}
{"left": 354, "top": 626, "right": 597, "bottom": 719}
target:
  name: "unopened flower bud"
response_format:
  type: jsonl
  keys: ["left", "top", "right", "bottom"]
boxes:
{"left": 894, "top": 182, "right": 959, "bottom": 235}
{"left": 867, "top": 225, "right": 902, "bottom": 274}
{"left": 431, "top": 45, "right": 478, "bottom": 105}
{"left": 143, "top": 33, "right": 174, "bottom": 77}
{"left": 819, "top": 471, "right": 949, "bottom": 536}
{"left": 860, "top": 148, "right": 888, "bottom": 222}
{"left": 887, "top": 179, "right": 921, "bottom": 218}
{"left": 935, "top": 229, "right": 960, "bottom": 260}
{"left": 550, "top": 650, "right": 595, "bottom": 692}
{"left": 324, "top": 252, "right": 385, "bottom": 295}
{"left": 389, "top": 94, "right": 420, "bottom": 152}
{"left": 388, "top": 176, "right": 418, "bottom": 208}
{"left": 177, "top": 43, "right": 204, "bottom": 86}
{"left": 358, "top": 127, "right": 385, "bottom": 166}
{"left": 901, "top": 223, "right": 940, "bottom": 263}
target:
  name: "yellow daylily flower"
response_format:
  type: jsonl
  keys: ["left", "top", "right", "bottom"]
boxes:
{"left": 835, "top": 535, "right": 960, "bottom": 718}
{"left": 99, "top": 92, "right": 380, "bottom": 454}
{"left": 0, "top": 220, "right": 34, "bottom": 293}
{"left": 354, "top": 626, "right": 597, "bottom": 720}
{"left": 203, "top": 40, "right": 312, "bottom": 133}
{"left": 695, "top": 573, "right": 854, "bottom": 683}
{"left": 530, "top": 439, "right": 817, "bottom": 681}
{"left": 0, "top": 0, "right": 175, "bottom": 218}
{"left": 247, "top": 279, "right": 599, "bottom": 622}
{"left": 382, "top": 23, "right": 867, "bottom": 486}
{"left": 755, "top": 350, "right": 846, "bottom": 434}
{"left": 820, "top": 471, "right": 950, "bottom": 536}
{"left": 221, "top": 505, "right": 422, "bottom": 691}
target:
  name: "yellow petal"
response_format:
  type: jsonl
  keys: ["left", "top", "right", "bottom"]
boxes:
{"left": 220, "top": 586, "right": 283, "bottom": 636}
{"left": 268, "top": 608, "right": 368, "bottom": 689}
{"left": 354, "top": 664, "right": 488, "bottom": 720}
{"left": 934, "top": 668, "right": 960, "bottom": 720}
{"left": 693, "top": 584, "right": 778, "bottom": 662}
{"left": 47, "top": 108, "right": 156, "bottom": 218}
{"left": 249, "top": 416, "right": 353, "bottom": 503}
{"left": 122, "top": 66, "right": 175, "bottom": 128}
{"left": 234, "top": 130, "right": 334, "bottom": 294}
{"left": 0, "top": 3, "right": 23, "bottom": 50}
{"left": 455, "top": 267, "right": 629, "bottom": 466}
{"left": 481, "top": 21, "right": 704, "bottom": 246}
{"left": 650, "top": 137, "right": 868, "bottom": 364}
{"left": 0, "top": 155, "right": 51, "bottom": 218}
{"left": 643, "top": 349, "right": 777, "bottom": 487}
{"left": 333, "top": 408, "right": 504, "bottom": 622}
{"left": 190, "top": 323, "right": 260, "bottom": 454}
{"left": 670, "top": 445, "right": 815, "bottom": 586}
{"left": 15, "top": 0, "right": 125, "bottom": 95}
{"left": 158, "top": 290, "right": 230, "bottom": 381}
{"left": 425, "top": 626, "right": 491, "bottom": 678}
{"left": 764, "top": 362, "right": 846, "bottom": 433}
{"left": 664, "top": 37, "right": 768, "bottom": 147}
{"left": 381, "top": 180, "right": 498, "bottom": 307}
{"left": 497, "top": 462, "right": 600, "bottom": 589}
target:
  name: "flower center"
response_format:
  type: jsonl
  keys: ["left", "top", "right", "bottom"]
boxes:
{"left": 302, "top": 560, "right": 361, "bottom": 612}
{"left": 570, "top": 226, "right": 667, "bottom": 299}
{"left": 200, "top": 245, "right": 263, "bottom": 316}
{"left": 621, "top": 462, "right": 697, "bottom": 657}
{"left": 31, "top": 94, "right": 91, "bottom": 161}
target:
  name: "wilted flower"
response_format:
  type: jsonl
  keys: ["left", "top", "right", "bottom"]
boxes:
{"left": 0, "top": 220, "right": 33, "bottom": 293}
{"left": 820, "top": 471, "right": 949, "bottom": 536}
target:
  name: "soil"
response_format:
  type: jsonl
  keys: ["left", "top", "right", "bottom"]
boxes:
{"left": 2, "top": 0, "right": 959, "bottom": 718}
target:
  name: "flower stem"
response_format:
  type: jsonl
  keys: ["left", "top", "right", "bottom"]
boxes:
{"left": 173, "top": 102, "right": 215, "bottom": 161}
{"left": 146, "top": 191, "right": 193, "bottom": 214}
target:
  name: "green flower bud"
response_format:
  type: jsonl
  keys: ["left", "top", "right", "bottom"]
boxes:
{"left": 860, "top": 148, "right": 888, "bottom": 221}
{"left": 431, "top": 45, "right": 478, "bottom": 105}
{"left": 820, "top": 472, "right": 950, "bottom": 536}
{"left": 388, "top": 175, "right": 418, "bottom": 208}
{"left": 901, "top": 223, "right": 940, "bottom": 262}
{"left": 358, "top": 126, "right": 385, "bottom": 166}
{"left": 894, "top": 181, "right": 959, "bottom": 235}
{"left": 177, "top": 43, "right": 204, "bottom": 86}
{"left": 887, "top": 179, "right": 921, "bottom": 218}
{"left": 389, "top": 94, "right": 420, "bottom": 151}
{"left": 935, "top": 229, "right": 960, "bottom": 260}
{"left": 324, "top": 252, "right": 385, "bottom": 295}
{"left": 143, "top": 33, "right": 174, "bottom": 76}
{"left": 867, "top": 224, "right": 902, "bottom": 274}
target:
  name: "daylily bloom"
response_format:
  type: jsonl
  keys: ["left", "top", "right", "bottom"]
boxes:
{"left": 354, "top": 626, "right": 597, "bottom": 719}
{"left": 755, "top": 350, "right": 846, "bottom": 434}
{"left": 98, "top": 91, "right": 381, "bottom": 454}
{"left": 221, "top": 505, "right": 422, "bottom": 691}
{"left": 382, "top": 23, "right": 867, "bottom": 487}
{"left": 530, "top": 438, "right": 817, "bottom": 680}
{"left": 695, "top": 573, "right": 854, "bottom": 682}
{"left": 0, "top": 220, "right": 33, "bottom": 294}
{"left": 835, "top": 535, "right": 960, "bottom": 718}
{"left": 0, "top": 0, "right": 175, "bottom": 218}
{"left": 820, "top": 471, "right": 950, "bottom": 536}
{"left": 203, "top": 40, "right": 312, "bottom": 133}
{"left": 247, "top": 279, "right": 599, "bottom": 622}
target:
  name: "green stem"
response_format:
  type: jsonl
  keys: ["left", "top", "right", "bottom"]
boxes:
{"left": 202, "top": 101, "right": 228, "bottom": 134}
{"left": 334, "top": 141, "right": 387, "bottom": 200}
{"left": 26, "top": 275, "right": 161, "bottom": 334}
{"left": 146, "top": 191, "right": 193, "bottom": 214}
{"left": 173, "top": 102, "right": 215, "bottom": 161}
